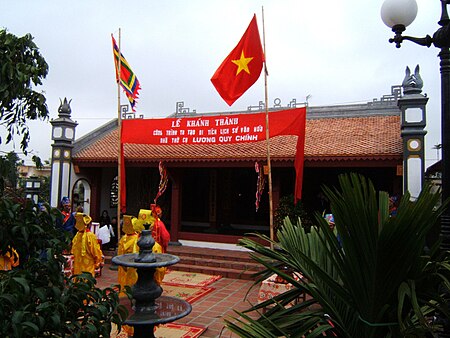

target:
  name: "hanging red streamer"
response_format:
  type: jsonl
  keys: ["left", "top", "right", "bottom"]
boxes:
{"left": 154, "top": 161, "right": 168, "bottom": 203}
{"left": 255, "top": 162, "right": 266, "bottom": 212}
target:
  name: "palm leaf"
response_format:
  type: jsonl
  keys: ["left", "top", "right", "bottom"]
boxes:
{"left": 228, "top": 173, "right": 450, "bottom": 337}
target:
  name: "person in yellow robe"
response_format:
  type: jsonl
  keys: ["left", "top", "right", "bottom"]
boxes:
{"left": 71, "top": 213, "right": 103, "bottom": 277}
{"left": 138, "top": 207, "right": 169, "bottom": 252}
{"left": 152, "top": 240, "right": 165, "bottom": 285}
{"left": 120, "top": 215, "right": 166, "bottom": 337}
{"left": 0, "top": 247, "right": 19, "bottom": 271}
{"left": 121, "top": 214, "right": 166, "bottom": 286}
{"left": 136, "top": 210, "right": 167, "bottom": 284}
{"left": 117, "top": 215, "right": 139, "bottom": 295}
{"left": 117, "top": 214, "right": 166, "bottom": 337}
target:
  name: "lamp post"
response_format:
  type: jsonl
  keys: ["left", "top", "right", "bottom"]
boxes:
{"left": 50, "top": 98, "right": 77, "bottom": 208}
{"left": 381, "top": 0, "right": 450, "bottom": 253}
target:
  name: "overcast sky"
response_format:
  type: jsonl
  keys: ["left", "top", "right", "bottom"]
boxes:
{"left": 0, "top": 0, "right": 443, "bottom": 168}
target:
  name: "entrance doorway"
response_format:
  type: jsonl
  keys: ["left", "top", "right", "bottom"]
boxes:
{"left": 72, "top": 179, "right": 91, "bottom": 215}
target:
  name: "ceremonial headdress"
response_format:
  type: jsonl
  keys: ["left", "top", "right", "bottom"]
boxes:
{"left": 75, "top": 213, "right": 92, "bottom": 232}
{"left": 122, "top": 215, "right": 137, "bottom": 235}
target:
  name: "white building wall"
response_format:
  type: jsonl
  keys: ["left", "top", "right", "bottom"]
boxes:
{"left": 50, "top": 161, "right": 60, "bottom": 207}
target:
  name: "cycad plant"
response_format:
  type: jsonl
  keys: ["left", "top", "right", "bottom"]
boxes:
{"left": 226, "top": 173, "right": 450, "bottom": 337}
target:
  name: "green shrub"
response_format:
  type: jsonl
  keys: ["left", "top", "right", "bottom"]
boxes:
{"left": 274, "top": 194, "right": 313, "bottom": 233}
{"left": 0, "top": 197, "right": 127, "bottom": 337}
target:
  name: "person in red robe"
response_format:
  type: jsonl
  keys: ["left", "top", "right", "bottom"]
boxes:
{"left": 150, "top": 204, "right": 170, "bottom": 253}
{"left": 57, "top": 197, "right": 76, "bottom": 236}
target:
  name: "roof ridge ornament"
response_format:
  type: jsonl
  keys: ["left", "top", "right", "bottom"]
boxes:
{"left": 58, "top": 97, "right": 72, "bottom": 118}
{"left": 175, "top": 101, "right": 196, "bottom": 116}
{"left": 402, "top": 65, "right": 423, "bottom": 95}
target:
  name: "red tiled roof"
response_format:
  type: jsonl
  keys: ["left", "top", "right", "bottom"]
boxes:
{"left": 73, "top": 115, "right": 402, "bottom": 165}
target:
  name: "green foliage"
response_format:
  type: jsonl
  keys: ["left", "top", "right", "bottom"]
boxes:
{"left": 37, "top": 175, "right": 50, "bottom": 204}
{"left": 274, "top": 194, "right": 313, "bottom": 233}
{"left": 31, "top": 155, "right": 44, "bottom": 169}
{"left": 0, "top": 151, "right": 23, "bottom": 196}
{"left": 0, "top": 151, "right": 50, "bottom": 203}
{"left": 0, "top": 197, "right": 128, "bottom": 337}
{"left": 227, "top": 173, "right": 450, "bottom": 337}
{"left": 0, "top": 29, "right": 49, "bottom": 154}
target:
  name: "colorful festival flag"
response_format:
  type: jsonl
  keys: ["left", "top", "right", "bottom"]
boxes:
{"left": 154, "top": 161, "right": 168, "bottom": 204}
{"left": 112, "top": 34, "right": 141, "bottom": 111}
{"left": 211, "top": 14, "right": 264, "bottom": 106}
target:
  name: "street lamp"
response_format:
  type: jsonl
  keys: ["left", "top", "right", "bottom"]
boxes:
{"left": 50, "top": 98, "right": 77, "bottom": 208}
{"left": 381, "top": 0, "right": 450, "bottom": 253}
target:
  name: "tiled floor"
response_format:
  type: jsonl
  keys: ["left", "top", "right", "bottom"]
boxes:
{"left": 97, "top": 263, "right": 261, "bottom": 337}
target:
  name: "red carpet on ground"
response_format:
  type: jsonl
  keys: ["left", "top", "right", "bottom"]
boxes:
{"left": 163, "top": 270, "right": 222, "bottom": 287}
{"left": 162, "top": 283, "right": 215, "bottom": 303}
{"left": 110, "top": 271, "right": 221, "bottom": 337}
{"left": 113, "top": 323, "right": 206, "bottom": 338}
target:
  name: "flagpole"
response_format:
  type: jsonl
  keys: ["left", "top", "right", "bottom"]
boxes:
{"left": 117, "top": 28, "right": 122, "bottom": 242}
{"left": 261, "top": 7, "right": 274, "bottom": 247}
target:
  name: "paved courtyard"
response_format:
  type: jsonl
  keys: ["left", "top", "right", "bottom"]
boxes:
{"left": 97, "top": 263, "right": 260, "bottom": 337}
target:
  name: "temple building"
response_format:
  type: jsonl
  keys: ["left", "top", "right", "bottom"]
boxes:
{"left": 50, "top": 68, "right": 428, "bottom": 245}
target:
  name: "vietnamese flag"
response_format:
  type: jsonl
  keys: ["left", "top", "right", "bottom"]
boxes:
{"left": 211, "top": 14, "right": 264, "bottom": 106}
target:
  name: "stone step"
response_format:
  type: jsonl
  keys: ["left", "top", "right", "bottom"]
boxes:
{"left": 177, "top": 255, "right": 262, "bottom": 272}
{"left": 168, "top": 263, "right": 260, "bottom": 281}
{"left": 166, "top": 245, "right": 265, "bottom": 280}
{"left": 167, "top": 245, "right": 257, "bottom": 263}
{"left": 105, "top": 245, "right": 266, "bottom": 280}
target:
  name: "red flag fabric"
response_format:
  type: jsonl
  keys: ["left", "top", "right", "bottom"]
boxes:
{"left": 294, "top": 124, "right": 306, "bottom": 204}
{"left": 121, "top": 107, "right": 307, "bottom": 202}
{"left": 211, "top": 14, "right": 264, "bottom": 106}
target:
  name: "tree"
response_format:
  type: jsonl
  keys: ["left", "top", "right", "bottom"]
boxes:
{"left": 36, "top": 175, "right": 50, "bottom": 204}
{"left": 226, "top": 174, "right": 450, "bottom": 337}
{"left": 274, "top": 194, "right": 313, "bottom": 234}
{"left": 0, "top": 29, "right": 49, "bottom": 154}
{"left": 0, "top": 151, "right": 23, "bottom": 196}
{"left": 0, "top": 29, "right": 128, "bottom": 337}
{"left": 0, "top": 199, "right": 128, "bottom": 337}
{"left": 0, "top": 150, "right": 47, "bottom": 202}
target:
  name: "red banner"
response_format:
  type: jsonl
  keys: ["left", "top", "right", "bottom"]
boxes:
{"left": 121, "top": 107, "right": 306, "bottom": 203}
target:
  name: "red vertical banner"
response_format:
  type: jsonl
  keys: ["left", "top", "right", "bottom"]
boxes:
{"left": 294, "top": 125, "right": 306, "bottom": 203}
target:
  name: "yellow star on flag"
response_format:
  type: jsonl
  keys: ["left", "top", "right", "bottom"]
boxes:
{"left": 232, "top": 51, "right": 254, "bottom": 75}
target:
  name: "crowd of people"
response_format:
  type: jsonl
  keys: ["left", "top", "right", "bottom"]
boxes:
{"left": 57, "top": 197, "right": 170, "bottom": 285}
{"left": 1, "top": 196, "right": 171, "bottom": 338}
